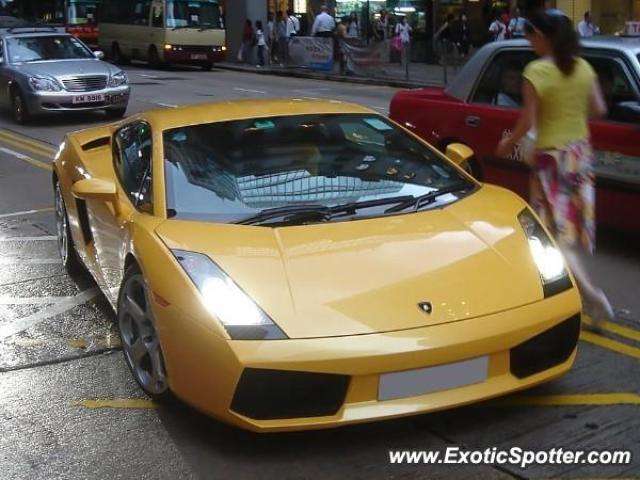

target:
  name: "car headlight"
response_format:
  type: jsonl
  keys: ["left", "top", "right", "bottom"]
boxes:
{"left": 28, "top": 76, "right": 62, "bottom": 92}
{"left": 108, "top": 71, "right": 128, "bottom": 87}
{"left": 518, "top": 209, "right": 573, "bottom": 297}
{"left": 172, "top": 250, "right": 287, "bottom": 340}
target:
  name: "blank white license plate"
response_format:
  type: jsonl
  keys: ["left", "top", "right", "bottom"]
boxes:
{"left": 72, "top": 93, "right": 105, "bottom": 104}
{"left": 378, "top": 356, "right": 489, "bottom": 401}
{"left": 190, "top": 53, "right": 207, "bottom": 60}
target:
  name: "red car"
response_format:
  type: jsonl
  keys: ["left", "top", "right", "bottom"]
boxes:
{"left": 390, "top": 37, "right": 640, "bottom": 233}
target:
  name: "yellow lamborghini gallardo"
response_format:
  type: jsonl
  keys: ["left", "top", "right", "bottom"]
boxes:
{"left": 53, "top": 99, "right": 581, "bottom": 432}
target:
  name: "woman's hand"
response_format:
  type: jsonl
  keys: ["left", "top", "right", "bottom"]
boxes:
{"left": 496, "top": 137, "right": 514, "bottom": 158}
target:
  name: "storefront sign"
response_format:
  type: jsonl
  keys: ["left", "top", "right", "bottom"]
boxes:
{"left": 624, "top": 21, "right": 640, "bottom": 36}
{"left": 288, "top": 37, "right": 334, "bottom": 71}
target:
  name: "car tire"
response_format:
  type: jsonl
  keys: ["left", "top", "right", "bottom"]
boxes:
{"left": 201, "top": 62, "right": 213, "bottom": 71}
{"left": 11, "top": 87, "right": 30, "bottom": 125}
{"left": 148, "top": 46, "right": 162, "bottom": 69}
{"left": 106, "top": 107, "right": 127, "bottom": 119}
{"left": 111, "top": 43, "right": 128, "bottom": 65}
{"left": 54, "top": 181, "right": 82, "bottom": 273}
{"left": 117, "top": 265, "right": 172, "bottom": 402}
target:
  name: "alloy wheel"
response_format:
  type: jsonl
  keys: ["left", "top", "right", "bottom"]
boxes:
{"left": 54, "top": 184, "right": 68, "bottom": 264}
{"left": 119, "top": 274, "right": 168, "bottom": 396}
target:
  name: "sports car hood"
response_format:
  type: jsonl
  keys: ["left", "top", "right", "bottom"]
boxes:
{"left": 11, "top": 59, "right": 119, "bottom": 79}
{"left": 156, "top": 186, "right": 545, "bottom": 339}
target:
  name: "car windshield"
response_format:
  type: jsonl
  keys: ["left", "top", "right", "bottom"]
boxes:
{"left": 166, "top": 0, "right": 222, "bottom": 28}
{"left": 7, "top": 36, "right": 93, "bottom": 63}
{"left": 164, "top": 113, "right": 475, "bottom": 224}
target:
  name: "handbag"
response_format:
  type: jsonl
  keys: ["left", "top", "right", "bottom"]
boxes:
{"left": 391, "top": 35, "right": 403, "bottom": 51}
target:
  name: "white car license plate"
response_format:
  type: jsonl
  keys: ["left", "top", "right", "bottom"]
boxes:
{"left": 190, "top": 53, "right": 207, "bottom": 60}
{"left": 378, "top": 356, "right": 489, "bottom": 401}
{"left": 72, "top": 94, "right": 105, "bottom": 104}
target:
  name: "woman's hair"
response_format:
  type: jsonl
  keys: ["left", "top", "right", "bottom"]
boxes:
{"left": 256, "top": 20, "right": 263, "bottom": 29}
{"left": 525, "top": 11, "right": 579, "bottom": 76}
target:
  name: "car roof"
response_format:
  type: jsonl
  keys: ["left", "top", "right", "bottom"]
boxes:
{"left": 137, "top": 98, "right": 377, "bottom": 131}
{"left": 447, "top": 37, "right": 640, "bottom": 101}
{"left": 0, "top": 30, "right": 70, "bottom": 39}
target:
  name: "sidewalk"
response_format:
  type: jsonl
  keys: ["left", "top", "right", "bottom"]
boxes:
{"left": 215, "top": 60, "right": 453, "bottom": 88}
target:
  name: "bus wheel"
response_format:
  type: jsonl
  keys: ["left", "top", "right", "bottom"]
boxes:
{"left": 201, "top": 62, "right": 213, "bottom": 71}
{"left": 111, "top": 43, "right": 128, "bottom": 65}
{"left": 148, "top": 46, "right": 163, "bottom": 69}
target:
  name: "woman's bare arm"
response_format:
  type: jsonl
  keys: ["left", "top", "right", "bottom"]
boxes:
{"left": 589, "top": 79, "right": 608, "bottom": 119}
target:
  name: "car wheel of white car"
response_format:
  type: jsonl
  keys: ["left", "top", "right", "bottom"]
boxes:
{"left": 54, "top": 182, "right": 82, "bottom": 273}
{"left": 118, "top": 266, "right": 172, "bottom": 400}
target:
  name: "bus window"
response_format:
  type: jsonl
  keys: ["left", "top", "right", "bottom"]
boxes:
{"left": 67, "top": 1, "right": 98, "bottom": 25}
{"left": 152, "top": 5, "right": 164, "bottom": 28}
{"left": 165, "top": 1, "right": 221, "bottom": 29}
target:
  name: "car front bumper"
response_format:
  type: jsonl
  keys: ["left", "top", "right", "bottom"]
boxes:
{"left": 24, "top": 86, "right": 130, "bottom": 115}
{"left": 156, "top": 287, "right": 582, "bottom": 432}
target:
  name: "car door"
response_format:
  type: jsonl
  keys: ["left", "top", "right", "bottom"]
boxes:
{"left": 458, "top": 48, "right": 537, "bottom": 196}
{"left": 91, "top": 121, "right": 153, "bottom": 302}
{"left": 582, "top": 50, "right": 640, "bottom": 231}
{"left": 0, "top": 39, "right": 11, "bottom": 108}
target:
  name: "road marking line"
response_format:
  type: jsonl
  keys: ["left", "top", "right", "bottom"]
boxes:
{"left": 0, "top": 208, "right": 54, "bottom": 219}
{"left": 154, "top": 102, "right": 178, "bottom": 108}
{"left": 73, "top": 399, "right": 156, "bottom": 410}
{"left": 490, "top": 393, "right": 640, "bottom": 407}
{"left": 0, "top": 129, "right": 56, "bottom": 155}
{"left": 234, "top": 87, "right": 267, "bottom": 94}
{"left": 583, "top": 315, "right": 640, "bottom": 343}
{"left": 0, "top": 133, "right": 55, "bottom": 159}
{"left": 0, "top": 258, "right": 61, "bottom": 265}
{"left": 0, "top": 296, "right": 74, "bottom": 305}
{"left": 581, "top": 331, "right": 640, "bottom": 360}
{"left": 0, "top": 236, "right": 57, "bottom": 242}
{"left": 0, "top": 287, "right": 100, "bottom": 340}
{"left": 139, "top": 73, "right": 160, "bottom": 79}
{"left": 0, "top": 147, "right": 52, "bottom": 171}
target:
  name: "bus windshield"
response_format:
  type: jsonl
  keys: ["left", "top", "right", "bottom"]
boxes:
{"left": 166, "top": 1, "right": 221, "bottom": 29}
{"left": 67, "top": 1, "right": 98, "bottom": 25}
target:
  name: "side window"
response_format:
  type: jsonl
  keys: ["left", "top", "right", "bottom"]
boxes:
{"left": 114, "top": 122, "right": 153, "bottom": 210}
{"left": 585, "top": 55, "right": 639, "bottom": 124}
{"left": 472, "top": 51, "right": 537, "bottom": 108}
{"left": 0, "top": 40, "right": 4, "bottom": 62}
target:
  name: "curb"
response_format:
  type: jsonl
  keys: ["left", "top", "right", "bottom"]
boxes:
{"left": 213, "top": 63, "right": 444, "bottom": 89}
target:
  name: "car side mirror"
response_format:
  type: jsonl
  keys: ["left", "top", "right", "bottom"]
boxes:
{"left": 72, "top": 178, "right": 116, "bottom": 200}
{"left": 446, "top": 143, "right": 475, "bottom": 168}
{"left": 94, "top": 50, "right": 105, "bottom": 60}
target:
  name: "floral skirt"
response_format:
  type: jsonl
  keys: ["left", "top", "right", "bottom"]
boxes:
{"left": 530, "top": 140, "right": 596, "bottom": 253}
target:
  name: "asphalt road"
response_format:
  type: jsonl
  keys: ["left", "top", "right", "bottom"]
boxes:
{"left": 0, "top": 66, "right": 639, "bottom": 480}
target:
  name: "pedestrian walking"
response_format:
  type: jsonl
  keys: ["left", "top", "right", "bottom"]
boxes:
{"left": 276, "top": 11, "right": 288, "bottom": 66}
{"left": 337, "top": 16, "right": 348, "bottom": 74}
{"left": 452, "top": 11, "right": 471, "bottom": 57}
{"left": 577, "top": 11, "right": 600, "bottom": 37}
{"left": 495, "top": 10, "right": 615, "bottom": 327}
{"left": 489, "top": 12, "right": 507, "bottom": 41}
{"left": 346, "top": 12, "right": 359, "bottom": 38}
{"left": 267, "top": 12, "right": 278, "bottom": 63}
{"left": 286, "top": 9, "right": 300, "bottom": 36}
{"left": 508, "top": 8, "right": 526, "bottom": 38}
{"left": 312, "top": 5, "right": 336, "bottom": 37}
{"left": 255, "top": 20, "right": 266, "bottom": 67}
{"left": 394, "top": 16, "right": 412, "bottom": 68}
{"left": 240, "top": 19, "right": 255, "bottom": 64}
{"left": 373, "top": 8, "right": 389, "bottom": 41}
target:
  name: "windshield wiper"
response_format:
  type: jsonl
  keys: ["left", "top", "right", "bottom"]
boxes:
{"left": 234, "top": 204, "right": 331, "bottom": 226}
{"left": 384, "top": 183, "right": 473, "bottom": 214}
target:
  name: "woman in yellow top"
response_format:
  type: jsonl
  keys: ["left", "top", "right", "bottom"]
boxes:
{"left": 496, "top": 10, "right": 614, "bottom": 326}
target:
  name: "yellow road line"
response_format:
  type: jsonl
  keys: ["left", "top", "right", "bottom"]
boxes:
{"left": 0, "top": 133, "right": 54, "bottom": 161}
{"left": 73, "top": 399, "right": 157, "bottom": 410}
{"left": 0, "top": 146, "right": 52, "bottom": 171}
{"left": 581, "top": 330, "right": 640, "bottom": 360}
{"left": 583, "top": 315, "right": 640, "bottom": 343}
{"left": 491, "top": 393, "right": 640, "bottom": 407}
{"left": 0, "top": 129, "right": 56, "bottom": 155}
